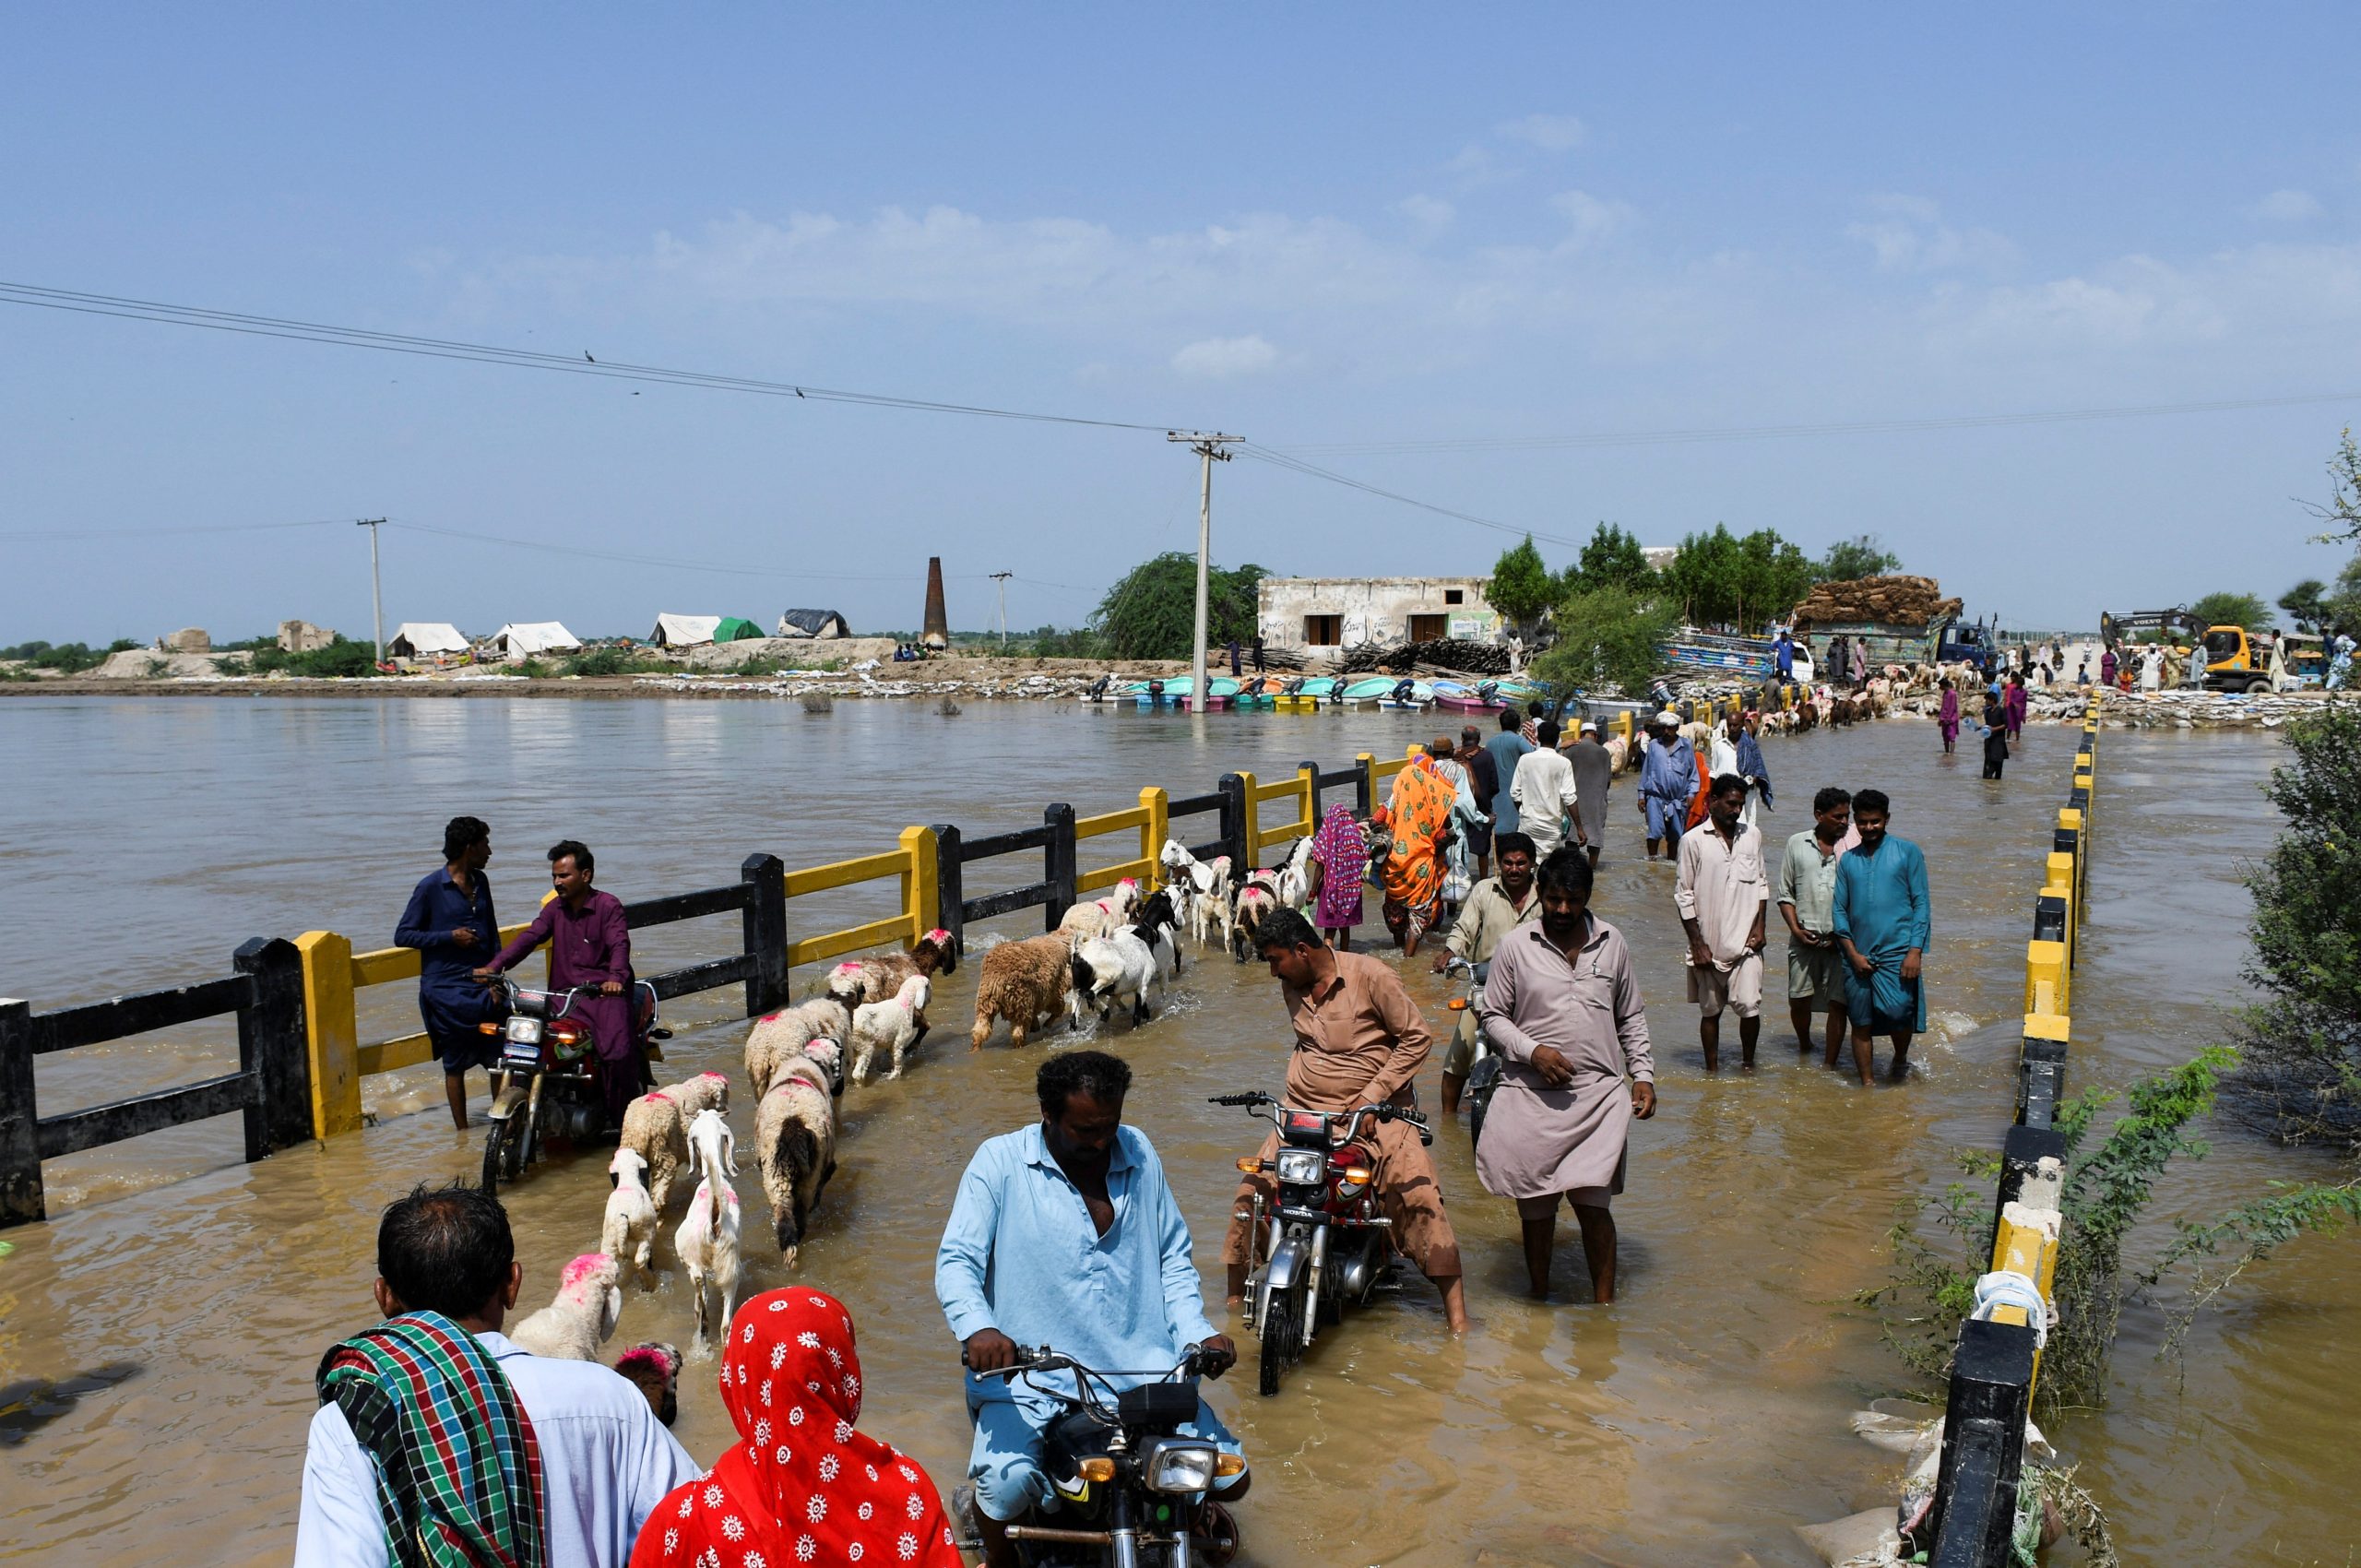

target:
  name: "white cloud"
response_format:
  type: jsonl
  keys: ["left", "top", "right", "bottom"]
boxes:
{"left": 1846, "top": 195, "right": 2017, "bottom": 275}
{"left": 1170, "top": 334, "right": 1279, "bottom": 378}
{"left": 1550, "top": 190, "right": 1637, "bottom": 246}
{"left": 1394, "top": 193, "right": 1455, "bottom": 232}
{"left": 1443, "top": 143, "right": 1518, "bottom": 187}
{"left": 1496, "top": 113, "right": 1587, "bottom": 153}
{"left": 2253, "top": 188, "right": 2321, "bottom": 221}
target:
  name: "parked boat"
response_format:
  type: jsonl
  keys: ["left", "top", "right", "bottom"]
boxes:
{"left": 1377, "top": 678, "right": 1433, "bottom": 711}
{"left": 1431, "top": 678, "right": 1518, "bottom": 714}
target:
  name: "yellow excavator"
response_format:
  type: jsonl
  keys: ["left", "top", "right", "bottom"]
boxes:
{"left": 2097, "top": 609, "right": 2276, "bottom": 694}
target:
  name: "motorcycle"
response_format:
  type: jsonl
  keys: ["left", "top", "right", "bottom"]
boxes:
{"left": 474, "top": 976, "right": 664, "bottom": 1193}
{"left": 959, "top": 1345, "right": 1243, "bottom": 1567}
{"left": 1442, "top": 956, "right": 1504, "bottom": 1146}
{"left": 1212, "top": 1090, "right": 1424, "bottom": 1395}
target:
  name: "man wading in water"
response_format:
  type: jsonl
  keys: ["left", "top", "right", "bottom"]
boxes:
{"left": 395, "top": 815, "right": 500, "bottom": 1129}
{"left": 1831, "top": 790, "right": 1930, "bottom": 1085}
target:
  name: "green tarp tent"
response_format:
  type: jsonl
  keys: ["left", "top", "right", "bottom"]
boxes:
{"left": 713, "top": 616, "right": 765, "bottom": 643}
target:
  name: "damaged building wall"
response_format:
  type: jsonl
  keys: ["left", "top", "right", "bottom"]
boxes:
{"left": 1257, "top": 576, "right": 1499, "bottom": 660}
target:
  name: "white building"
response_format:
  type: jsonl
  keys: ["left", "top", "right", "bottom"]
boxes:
{"left": 1256, "top": 576, "right": 1500, "bottom": 658}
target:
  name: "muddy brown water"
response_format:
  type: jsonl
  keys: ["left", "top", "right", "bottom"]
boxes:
{"left": 0, "top": 696, "right": 2353, "bottom": 1563}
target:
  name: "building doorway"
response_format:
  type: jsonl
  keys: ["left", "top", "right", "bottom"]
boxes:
{"left": 1409, "top": 613, "right": 1448, "bottom": 642}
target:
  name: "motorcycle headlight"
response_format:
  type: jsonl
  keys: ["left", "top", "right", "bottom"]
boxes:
{"left": 1143, "top": 1439, "right": 1219, "bottom": 1495}
{"left": 504, "top": 1017, "right": 543, "bottom": 1044}
{"left": 1275, "top": 1149, "right": 1325, "bottom": 1185}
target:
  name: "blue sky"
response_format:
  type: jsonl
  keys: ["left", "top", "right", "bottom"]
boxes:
{"left": 6, "top": 4, "right": 2361, "bottom": 642}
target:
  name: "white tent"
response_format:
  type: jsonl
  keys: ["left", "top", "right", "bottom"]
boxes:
{"left": 650, "top": 612, "right": 721, "bottom": 647}
{"left": 492, "top": 622, "right": 583, "bottom": 657}
{"left": 386, "top": 623, "right": 469, "bottom": 658}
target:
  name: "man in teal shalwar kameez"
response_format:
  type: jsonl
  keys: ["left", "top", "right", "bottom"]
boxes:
{"left": 1831, "top": 789, "right": 1928, "bottom": 1086}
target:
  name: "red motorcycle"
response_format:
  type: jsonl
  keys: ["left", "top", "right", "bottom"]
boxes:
{"left": 1212, "top": 1091, "right": 1421, "bottom": 1396}
{"left": 475, "top": 977, "right": 664, "bottom": 1192}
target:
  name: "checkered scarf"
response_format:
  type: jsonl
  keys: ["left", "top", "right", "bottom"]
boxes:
{"left": 317, "top": 1312, "right": 547, "bottom": 1568}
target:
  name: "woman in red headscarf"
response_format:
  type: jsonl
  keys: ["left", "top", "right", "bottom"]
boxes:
{"left": 631, "top": 1288, "right": 964, "bottom": 1568}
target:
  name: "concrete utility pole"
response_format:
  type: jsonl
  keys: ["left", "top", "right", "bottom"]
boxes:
{"left": 1166, "top": 433, "right": 1240, "bottom": 695}
{"left": 356, "top": 518, "right": 386, "bottom": 666}
{"left": 989, "top": 571, "right": 1013, "bottom": 649}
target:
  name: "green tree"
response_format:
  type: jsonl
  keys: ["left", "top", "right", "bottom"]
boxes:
{"left": 1532, "top": 583, "right": 1678, "bottom": 697}
{"left": 1814, "top": 532, "right": 1903, "bottom": 582}
{"left": 2328, "top": 555, "right": 2361, "bottom": 636}
{"left": 2280, "top": 579, "right": 2330, "bottom": 634}
{"left": 1484, "top": 536, "right": 1557, "bottom": 631}
{"left": 1569, "top": 522, "right": 1655, "bottom": 595}
{"left": 1091, "top": 552, "right": 1267, "bottom": 660}
{"left": 1661, "top": 523, "right": 1812, "bottom": 631}
{"left": 2189, "top": 591, "right": 2271, "bottom": 630}
{"left": 2301, "top": 426, "right": 2361, "bottom": 544}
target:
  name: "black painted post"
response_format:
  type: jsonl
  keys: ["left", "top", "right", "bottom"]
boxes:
{"left": 932, "top": 825, "right": 966, "bottom": 957}
{"left": 2016, "top": 1037, "right": 2068, "bottom": 1128}
{"left": 0, "top": 999, "right": 42, "bottom": 1228}
{"left": 234, "top": 937, "right": 314, "bottom": 1158}
{"left": 1300, "top": 759, "right": 1323, "bottom": 826}
{"left": 740, "top": 854, "right": 789, "bottom": 1018}
{"left": 1216, "top": 773, "right": 1250, "bottom": 870}
{"left": 1990, "top": 1123, "right": 2067, "bottom": 1256}
{"left": 1353, "top": 759, "right": 1374, "bottom": 820}
{"left": 1043, "top": 804, "right": 1076, "bottom": 932}
{"left": 1925, "top": 1318, "right": 2036, "bottom": 1565}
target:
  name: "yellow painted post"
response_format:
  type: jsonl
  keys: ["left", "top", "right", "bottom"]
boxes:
{"left": 2024, "top": 939, "right": 2068, "bottom": 1018}
{"left": 1139, "top": 786, "right": 1169, "bottom": 886}
{"left": 295, "top": 930, "right": 361, "bottom": 1139}
{"left": 1615, "top": 710, "right": 1633, "bottom": 743}
{"left": 899, "top": 824, "right": 937, "bottom": 941}
{"left": 1989, "top": 1203, "right": 2061, "bottom": 1388}
{"left": 1236, "top": 770, "right": 1260, "bottom": 861}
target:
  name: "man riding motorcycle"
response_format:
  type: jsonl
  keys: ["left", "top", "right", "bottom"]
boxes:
{"left": 936, "top": 1050, "right": 1247, "bottom": 1567}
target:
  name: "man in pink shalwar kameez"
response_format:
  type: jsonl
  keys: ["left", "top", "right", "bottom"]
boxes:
{"left": 1475, "top": 847, "right": 1656, "bottom": 1303}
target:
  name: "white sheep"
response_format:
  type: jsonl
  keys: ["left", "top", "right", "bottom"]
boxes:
{"left": 673, "top": 1107, "right": 741, "bottom": 1351}
{"left": 616, "top": 1071, "right": 730, "bottom": 1214}
{"left": 509, "top": 1253, "right": 623, "bottom": 1361}
{"left": 1054, "top": 877, "right": 1143, "bottom": 944}
{"left": 600, "top": 1146, "right": 658, "bottom": 1285}
{"left": 755, "top": 1048, "right": 838, "bottom": 1267}
{"left": 1159, "top": 839, "right": 1237, "bottom": 953}
{"left": 745, "top": 994, "right": 853, "bottom": 1099}
{"left": 1230, "top": 873, "right": 1280, "bottom": 961}
{"left": 1130, "top": 892, "right": 1184, "bottom": 989}
{"left": 850, "top": 973, "right": 931, "bottom": 1084}
{"left": 1074, "top": 928, "right": 1163, "bottom": 1027}
{"left": 1269, "top": 835, "right": 1320, "bottom": 912}
{"left": 968, "top": 934, "right": 1082, "bottom": 1051}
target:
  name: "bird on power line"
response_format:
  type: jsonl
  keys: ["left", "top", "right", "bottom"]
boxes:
{"left": 585, "top": 351, "right": 595, "bottom": 362}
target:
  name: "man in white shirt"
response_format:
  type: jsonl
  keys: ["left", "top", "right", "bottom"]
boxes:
{"left": 1509, "top": 718, "right": 1580, "bottom": 858}
{"left": 296, "top": 1182, "right": 698, "bottom": 1568}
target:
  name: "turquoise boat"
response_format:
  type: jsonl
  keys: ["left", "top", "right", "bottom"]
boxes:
{"left": 1377, "top": 679, "right": 1433, "bottom": 710}
{"left": 1335, "top": 676, "right": 1398, "bottom": 707}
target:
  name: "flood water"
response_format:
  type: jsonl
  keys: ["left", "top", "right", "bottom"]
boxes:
{"left": 0, "top": 695, "right": 2353, "bottom": 1564}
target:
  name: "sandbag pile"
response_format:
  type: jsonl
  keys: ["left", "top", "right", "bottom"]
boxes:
{"left": 1339, "top": 638, "right": 1516, "bottom": 675}
{"left": 1791, "top": 576, "right": 1963, "bottom": 629}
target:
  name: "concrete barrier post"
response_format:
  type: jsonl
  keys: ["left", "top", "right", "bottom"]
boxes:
{"left": 931, "top": 825, "right": 966, "bottom": 956}
{"left": 899, "top": 825, "right": 937, "bottom": 946}
{"left": 2023, "top": 939, "right": 2067, "bottom": 1017}
{"left": 740, "top": 854, "right": 790, "bottom": 1017}
{"left": 2017, "top": 1023, "right": 2069, "bottom": 1127}
{"left": 234, "top": 936, "right": 314, "bottom": 1158}
{"left": 1299, "top": 761, "right": 1323, "bottom": 826}
{"left": 1355, "top": 754, "right": 1377, "bottom": 819}
{"left": 295, "top": 930, "right": 362, "bottom": 1140}
{"left": 1235, "top": 770, "right": 1261, "bottom": 864}
{"left": 1925, "top": 1318, "right": 2037, "bottom": 1564}
{"left": 1217, "top": 773, "right": 1251, "bottom": 869}
{"left": 0, "top": 999, "right": 42, "bottom": 1227}
{"left": 1138, "top": 786, "right": 1169, "bottom": 888}
{"left": 1991, "top": 1123, "right": 2066, "bottom": 1253}
{"left": 1043, "top": 803, "right": 1077, "bottom": 932}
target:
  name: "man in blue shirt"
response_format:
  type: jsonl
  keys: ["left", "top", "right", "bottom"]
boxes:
{"left": 1483, "top": 706, "right": 1537, "bottom": 839}
{"left": 937, "top": 1051, "right": 1244, "bottom": 1567}
{"left": 395, "top": 815, "right": 501, "bottom": 1128}
{"left": 1831, "top": 790, "right": 1931, "bottom": 1087}
{"left": 1774, "top": 627, "right": 1795, "bottom": 681}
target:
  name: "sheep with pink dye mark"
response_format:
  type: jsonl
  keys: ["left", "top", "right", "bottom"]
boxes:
{"left": 509, "top": 1253, "right": 623, "bottom": 1361}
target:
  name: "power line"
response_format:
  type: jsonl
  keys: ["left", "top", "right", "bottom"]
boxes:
{"left": 1268, "top": 389, "right": 2361, "bottom": 457}
{"left": 0, "top": 517, "right": 349, "bottom": 542}
{"left": 0, "top": 280, "right": 1178, "bottom": 433}
{"left": 1239, "top": 444, "right": 1589, "bottom": 549}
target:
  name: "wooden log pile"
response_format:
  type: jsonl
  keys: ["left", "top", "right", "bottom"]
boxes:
{"left": 1791, "top": 575, "right": 1963, "bottom": 629}
{"left": 1339, "top": 638, "right": 1516, "bottom": 675}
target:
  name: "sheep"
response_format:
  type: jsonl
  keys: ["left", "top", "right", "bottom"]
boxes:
{"left": 745, "top": 993, "right": 854, "bottom": 1099}
{"left": 1130, "top": 892, "right": 1184, "bottom": 988}
{"left": 836, "top": 927, "right": 958, "bottom": 1004}
{"left": 600, "top": 1146, "right": 658, "bottom": 1285}
{"left": 1055, "top": 877, "right": 1143, "bottom": 944}
{"left": 755, "top": 1051, "right": 838, "bottom": 1266}
{"left": 1230, "top": 872, "right": 1282, "bottom": 961}
{"left": 1159, "top": 840, "right": 1239, "bottom": 954}
{"left": 612, "top": 1341, "right": 682, "bottom": 1426}
{"left": 614, "top": 1072, "right": 727, "bottom": 1215}
{"left": 674, "top": 1107, "right": 742, "bottom": 1350}
{"left": 850, "top": 973, "right": 931, "bottom": 1084}
{"left": 509, "top": 1253, "right": 623, "bottom": 1361}
{"left": 969, "top": 933, "right": 1083, "bottom": 1050}
{"left": 1268, "top": 837, "right": 1319, "bottom": 912}
{"left": 1074, "top": 928, "right": 1163, "bottom": 1027}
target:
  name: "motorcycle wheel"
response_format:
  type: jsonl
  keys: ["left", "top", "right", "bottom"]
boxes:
{"left": 481, "top": 1120, "right": 515, "bottom": 1194}
{"left": 1258, "top": 1285, "right": 1301, "bottom": 1396}
{"left": 504, "top": 1111, "right": 530, "bottom": 1181}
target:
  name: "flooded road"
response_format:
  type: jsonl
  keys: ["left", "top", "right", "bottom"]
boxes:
{"left": 0, "top": 696, "right": 2353, "bottom": 1563}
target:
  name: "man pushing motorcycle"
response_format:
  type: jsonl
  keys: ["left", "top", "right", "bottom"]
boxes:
{"left": 1231, "top": 908, "right": 1471, "bottom": 1333}
{"left": 936, "top": 1050, "right": 1246, "bottom": 1568}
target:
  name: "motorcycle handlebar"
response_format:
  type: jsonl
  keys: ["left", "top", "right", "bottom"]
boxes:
{"left": 1207, "top": 1092, "right": 1273, "bottom": 1108}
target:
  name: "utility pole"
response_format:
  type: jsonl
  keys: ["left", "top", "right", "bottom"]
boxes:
{"left": 1166, "top": 433, "right": 1240, "bottom": 695}
{"left": 356, "top": 518, "right": 386, "bottom": 666}
{"left": 989, "top": 571, "right": 1013, "bottom": 650}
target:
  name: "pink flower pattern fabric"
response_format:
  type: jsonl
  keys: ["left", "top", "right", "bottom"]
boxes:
{"left": 631, "top": 1289, "right": 962, "bottom": 1568}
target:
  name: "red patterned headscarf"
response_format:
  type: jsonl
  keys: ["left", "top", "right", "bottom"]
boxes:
{"left": 630, "top": 1289, "right": 962, "bottom": 1568}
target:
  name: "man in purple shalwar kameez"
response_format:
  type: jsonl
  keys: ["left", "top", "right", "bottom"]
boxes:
{"left": 477, "top": 838, "right": 647, "bottom": 1125}
{"left": 1475, "top": 847, "right": 1656, "bottom": 1304}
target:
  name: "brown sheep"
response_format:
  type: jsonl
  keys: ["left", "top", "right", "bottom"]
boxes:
{"left": 969, "top": 934, "right": 1081, "bottom": 1050}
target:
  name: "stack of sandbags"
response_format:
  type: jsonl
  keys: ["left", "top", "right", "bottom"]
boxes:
{"left": 1790, "top": 576, "right": 1962, "bottom": 629}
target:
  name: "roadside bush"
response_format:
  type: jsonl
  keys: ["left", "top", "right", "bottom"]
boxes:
{"left": 1531, "top": 584, "right": 1679, "bottom": 698}
{"left": 0, "top": 638, "right": 136, "bottom": 673}
{"left": 246, "top": 635, "right": 379, "bottom": 679}
{"left": 560, "top": 647, "right": 675, "bottom": 678}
